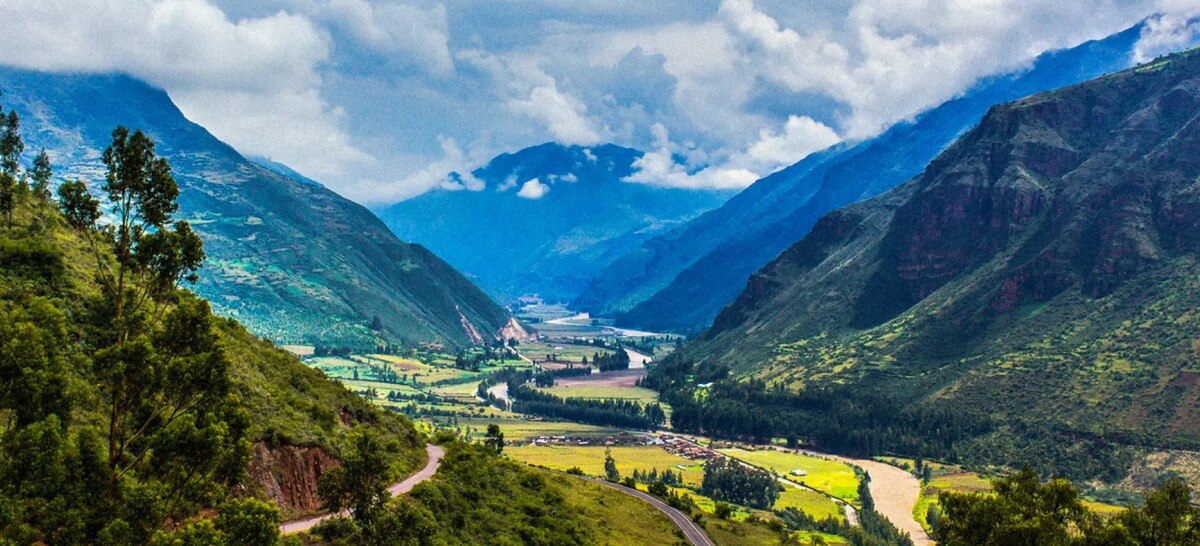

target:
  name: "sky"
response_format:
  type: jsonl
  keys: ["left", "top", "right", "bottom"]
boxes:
{"left": 0, "top": 1, "right": 1197, "bottom": 204}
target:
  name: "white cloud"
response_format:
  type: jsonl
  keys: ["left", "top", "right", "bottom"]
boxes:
{"left": 293, "top": 0, "right": 455, "bottom": 76}
{"left": 516, "top": 178, "right": 549, "bottom": 199}
{"left": 745, "top": 115, "right": 840, "bottom": 167}
{"left": 625, "top": 117, "right": 839, "bottom": 190}
{"left": 340, "top": 135, "right": 474, "bottom": 203}
{"left": 509, "top": 84, "right": 603, "bottom": 146}
{"left": 1135, "top": 6, "right": 1200, "bottom": 62}
{"left": 0, "top": 0, "right": 370, "bottom": 183}
{"left": 718, "top": 0, "right": 1160, "bottom": 138}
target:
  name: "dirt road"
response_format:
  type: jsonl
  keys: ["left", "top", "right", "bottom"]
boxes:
{"left": 794, "top": 448, "right": 932, "bottom": 545}
{"left": 280, "top": 444, "right": 445, "bottom": 535}
{"left": 626, "top": 347, "right": 652, "bottom": 369}
{"left": 579, "top": 476, "right": 715, "bottom": 546}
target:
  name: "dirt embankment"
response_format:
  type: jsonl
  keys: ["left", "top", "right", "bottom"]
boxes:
{"left": 246, "top": 443, "right": 340, "bottom": 518}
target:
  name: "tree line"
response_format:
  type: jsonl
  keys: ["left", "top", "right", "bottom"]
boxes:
{"left": 507, "top": 382, "right": 666, "bottom": 429}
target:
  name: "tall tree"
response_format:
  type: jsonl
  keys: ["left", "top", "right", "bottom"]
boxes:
{"left": 0, "top": 108, "right": 24, "bottom": 228}
{"left": 57, "top": 128, "right": 234, "bottom": 508}
{"left": 63, "top": 126, "right": 204, "bottom": 345}
{"left": 29, "top": 148, "right": 52, "bottom": 198}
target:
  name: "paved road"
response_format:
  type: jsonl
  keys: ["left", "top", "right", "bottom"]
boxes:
{"left": 280, "top": 444, "right": 445, "bottom": 535}
{"left": 580, "top": 476, "right": 715, "bottom": 546}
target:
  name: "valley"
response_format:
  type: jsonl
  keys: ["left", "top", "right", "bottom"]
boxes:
{"left": 3, "top": 4, "right": 1200, "bottom": 546}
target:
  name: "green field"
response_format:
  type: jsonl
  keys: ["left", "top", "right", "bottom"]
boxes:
{"left": 534, "top": 384, "right": 660, "bottom": 402}
{"left": 521, "top": 341, "right": 616, "bottom": 364}
{"left": 508, "top": 445, "right": 706, "bottom": 486}
{"left": 775, "top": 485, "right": 844, "bottom": 521}
{"left": 719, "top": 448, "right": 860, "bottom": 503}
{"left": 457, "top": 417, "right": 621, "bottom": 440}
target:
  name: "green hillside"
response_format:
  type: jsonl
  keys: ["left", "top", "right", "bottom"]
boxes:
{"left": 657, "top": 48, "right": 1200, "bottom": 482}
{"left": 0, "top": 68, "right": 517, "bottom": 349}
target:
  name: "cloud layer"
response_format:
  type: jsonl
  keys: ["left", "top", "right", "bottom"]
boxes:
{"left": 0, "top": 0, "right": 1194, "bottom": 203}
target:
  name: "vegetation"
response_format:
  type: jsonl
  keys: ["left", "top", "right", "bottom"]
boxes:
{"left": 509, "top": 382, "right": 666, "bottom": 429}
{"left": 700, "top": 457, "right": 780, "bottom": 510}
{"left": 777, "top": 479, "right": 913, "bottom": 546}
{"left": 506, "top": 445, "right": 704, "bottom": 486}
{"left": 719, "top": 448, "right": 860, "bottom": 503}
{"left": 0, "top": 111, "right": 422, "bottom": 543}
{"left": 934, "top": 468, "right": 1200, "bottom": 545}
{"left": 310, "top": 441, "right": 679, "bottom": 545}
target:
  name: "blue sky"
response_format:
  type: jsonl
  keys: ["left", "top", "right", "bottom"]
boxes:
{"left": 0, "top": 0, "right": 1197, "bottom": 203}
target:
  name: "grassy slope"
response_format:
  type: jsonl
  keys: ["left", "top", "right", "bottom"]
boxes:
{"left": 0, "top": 197, "right": 426, "bottom": 464}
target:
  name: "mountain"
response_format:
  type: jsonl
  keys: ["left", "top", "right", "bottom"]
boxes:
{"left": 675, "top": 47, "right": 1200, "bottom": 473}
{"left": 0, "top": 68, "right": 519, "bottom": 348}
{"left": 376, "top": 143, "right": 734, "bottom": 303}
{"left": 576, "top": 24, "right": 1145, "bottom": 333}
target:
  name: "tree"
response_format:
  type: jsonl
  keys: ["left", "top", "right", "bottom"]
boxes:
{"left": 935, "top": 467, "right": 1097, "bottom": 546}
{"left": 216, "top": 499, "right": 281, "bottom": 546}
{"left": 59, "top": 127, "right": 204, "bottom": 345}
{"left": 57, "top": 129, "right": 233, "bottom": 506}
{"left": 318, "top": 427, "right": 396, "bottom": 524}
{"left": 715, "top": 502, "right": 733, "bottom": 520}
{"left": 484, "top": 424, "right": 505, "bottom": 455}
{"left": 0, "top": 108, "right": 24, "bottom": 228}
{"left": 604, "top": 448, "right": 620, "bottom": 482}
{"left": 30, "top": 148, "right": 51, "bottom": 198}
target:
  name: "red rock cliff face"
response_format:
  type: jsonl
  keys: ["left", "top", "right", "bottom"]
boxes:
{"left": 246, "top": 443, "right": 340, "bottom": 517}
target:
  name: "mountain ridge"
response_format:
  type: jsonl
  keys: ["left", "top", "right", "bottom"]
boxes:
{"left": 0, "top": 67, "right": 517, "bottom": 348}
{"left": 378, "top": 141, "right": 734, "bottom": 303}
{"left": 671, "top": 46, "right": 1200, "bottom": 471}
{"left": 578, "top": 23, "right": 1146, "bottom": 333}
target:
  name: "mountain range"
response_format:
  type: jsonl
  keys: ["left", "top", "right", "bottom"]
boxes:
{"left": 576, "top": 23, "right": 1145, "bottom": 333}
{"left": 679, "top": 45, "right": 1200, "bottom": 465}
{"left": 0, "top": 68, "right": 518, "bottom": 348}
{"left": 377, "top": 143, "right": 734, "bottom": 303}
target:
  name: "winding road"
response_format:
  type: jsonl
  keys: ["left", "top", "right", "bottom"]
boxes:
{"left": 279, "top": 444, "right": 445, "bottom": 535}
{"left": 578, "top": 476, "right": 715, "bottom": 546}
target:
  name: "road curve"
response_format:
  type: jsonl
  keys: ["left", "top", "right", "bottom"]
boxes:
{"left": 280, "top": 444, "right": 445, "bottom": 535}
{"left": 579, "top": 476, "right": 715, "bottom": 546}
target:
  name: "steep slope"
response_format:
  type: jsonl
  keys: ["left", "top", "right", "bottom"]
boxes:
{"left": 685, "top": 47, "right": 1200, "bottom": 459}
{"left": 0, "top": 194, "right": 426, "bottom": 527}
{"left": 0, "top": 68, "right": 515, "bottom": 348}
{"left": 377, "top": 143, "right": 733, "bottom": 302}
{"left": 577, "top": 24, "right": 1144, "bottom": 333}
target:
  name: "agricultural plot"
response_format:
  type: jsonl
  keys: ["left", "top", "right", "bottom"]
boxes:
{"left": 457, "top": 417, "right": 620, "bottom": 440}
{"left": 533, "top": 385, "right": 660, "bottom": 403}
{"left": 520, "top": 341, "right": 616, "bottom": 365}
{"left": 775, "top": 485, "right": 845, "bottom": 521}
{"left": 719, "top": 448, "right": 861, "bottom": 503}
{"left": 507, "top": 445, "right": 706, "bottom": 487}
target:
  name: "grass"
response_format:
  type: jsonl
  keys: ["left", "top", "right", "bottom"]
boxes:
{"left": 719, "top": 448, "right": 860, "bottom": 503}
{"left": 457, "top": 417, "right": 620, "bottom": 440}
{"left": 545, "top": 469, "right": 682, "bottom": 545}
{"left": 521, "top": 341, "right": 616, "bottom": 364}
{"left": 774, "top": 485, "right": 844, "bottom": 521}
{"left": 507, "top": 445, "right": 706, "bottom": 486}
{"left": 701, "top": 516, "right": 844, "bottom": 546}
{"left": 534, "top": 384, "right": 660, "bottom": 402}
